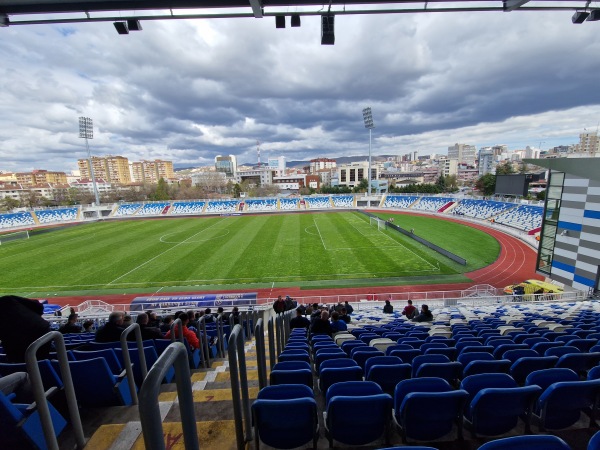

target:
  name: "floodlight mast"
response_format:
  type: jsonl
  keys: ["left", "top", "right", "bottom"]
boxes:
{"left": 78, "top": 116, "right": 100, "bottom": 206}
{"left": 362, "top": 107, "right": 375, "bottom": 195}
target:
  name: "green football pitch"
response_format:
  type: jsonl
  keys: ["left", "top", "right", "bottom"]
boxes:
{"left": 0, "top": 211, "right": 500, "bottom": 296}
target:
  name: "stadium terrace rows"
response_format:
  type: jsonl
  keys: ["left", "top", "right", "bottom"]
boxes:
{"left": 5, "top": 298, "right": 600, "bottom": 449}
{"left": 0, "top": 195, "right": 544, "bottom": 234}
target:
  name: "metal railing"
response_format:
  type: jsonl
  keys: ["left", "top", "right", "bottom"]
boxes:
{"left": 25, "top": 331, "right": 86, "bottom": 450}
{"left": 119, "top": 323, "right": 146, "bottom": 405}
{"left": 267, "top": 316, "right": 276, "bottom": 370}
{"left": 254, "top": 318, "right": 268, "bottom": 390}
{"left": 228, "top": 324, "right": 252, "bottom": 449}
{"left": 138, "top": 342, "right": 198, "bottom": 450}
{"left": 196, "top": 315, "right": 211, "bottom": 369}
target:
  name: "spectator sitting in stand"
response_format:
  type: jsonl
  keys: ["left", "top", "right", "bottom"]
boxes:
{"left": 401, "top": 300, "right": 417, "bottom": 319}
{"left": 146, "top": 311, "right": 160, "bottom": 328}
{"left": 310, "top": 303, "right": 322, "bottom": 323}
{"left": 165, "top": 314, "right": 200, "bottom": 350}
{"left": 82, "top": 320, "right": 94, "bottom": 333}
{"left": 122, "top": 314, "right": 133, "bottom": 328}
{"left": 204, "top": 308, "right": 215, "bottom": 323}
{"left": 130, "top": 313, "right": 163, "bottom": 340}
{"left": 330, "top": 311, "right": 347, "bottom": 334}
{"left": 310, "top": 310, "right": 332, "bottom": 337}
{"left": 290, "top": 307, "right": 310, "bottom": 330}
{"left": 339, "top": 308, "right": 351, "bottom": 324}
{"left": 95, "top": 312, "right": 125, "bottom": 343}
{"left": 284, "top": 295, "right": 294, "bottom": 311}
{"left": 230, "top": 307, "right": 241, "bottom": 325}
{"left": 344, "top": 301, "right": 354, "bottom": 315}
{"left": 59, "top": 313, "right": 82, "bottom": 334}
{"left": 273, "top": 296, "right": 286, "bottom": 314}
{"left": 0, "top": 295, "right": 51, "bottom": 363}
{"left": 383, "top": 300, "right": 394, "bottom": 314}
{"left": 412, "top": 304, "right": 433, "bottom": 322}
{"left": 160, "top": 315, "right": 174, "bottom": 334}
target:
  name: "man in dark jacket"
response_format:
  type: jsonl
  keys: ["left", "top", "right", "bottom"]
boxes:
{"left": 0, "top": 295, "right": 51, "bottom": 363}
{"left": 59, "top": 313, "right": 82, "bottom": 334}
{"left": 95, "top": 311, "right": 125, "bottom": 342}
{"left": 290, "top": 307, "right": 310, "bottom": 330}
{"left": 413, "top": 304, "right": 434, "bottom": 322}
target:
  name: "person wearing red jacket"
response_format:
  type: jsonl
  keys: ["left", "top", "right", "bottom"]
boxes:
{"left": 165, "top": 313, "right": 199, "bottom": 350}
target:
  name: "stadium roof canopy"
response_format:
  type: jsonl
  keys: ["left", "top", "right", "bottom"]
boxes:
{"left": 0, "top": 0, "right": 594, "bottom": 26}
{"left": 524, "top": 158, "right": 600, "bottom": 182}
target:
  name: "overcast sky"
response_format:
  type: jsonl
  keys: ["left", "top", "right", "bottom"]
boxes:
{"left": 1, "top": 6, "right": 600, "bottom": 173}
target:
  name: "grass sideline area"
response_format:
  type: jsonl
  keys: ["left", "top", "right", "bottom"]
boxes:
{"left": 0, "top": 211, "right": 500, "bottom": 296}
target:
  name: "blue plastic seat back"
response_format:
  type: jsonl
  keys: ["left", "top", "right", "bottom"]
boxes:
{"left": 411, "top": 354, "right": 450, "bottom": 377}
{"left": 532, "top": 341, "right": 563, "bottom": 356}
{"left": 460, "top": 345, "right": 494, "bottom": 355}
{"left": 394, "top": 377, "right": 452, "bottom": 411}
{"left": 359, "top": 333, "right": 380, "bottom": 344}
{"left": 319, "top": 358, "right": 356, "bottom": 371}
{"left": 522, "top": 337, "right": 550, "bottom": 347}
{"left": 416, "top": 362, "right": 463, "bottom": 384}
{"left": 315, "top": 347, "right": 345, "bottom": 358}
{"left": 269, "top": 369, "right": 313, "bottom": 388}
{"left": 536, "top": 379, "right": 600, "bottom": 429}
{"left": 486, "top": 338, "right": 514, "bottom": 348}
{"left": 555, "top": 352, "right": 600, "bottom": 376}
{"left": 325, "top": 380, "right": 382, "bottom": 406}
{"left": 463, "top": 359, "right": 511, "bottom": 378}
{"left": 67, "top": 357, "right": 132, "bottom": 407}
{"left": 397, "top": 390, "right": 468, "bottom": 441}
{"left": 457, "top": 352, "right": 495, "bottom": 366}
{"left": 364, "top": 356, "right": 402, "bottom": 377}
{"left": 589, "top": 366, "right": 600, "bottom": 380}
{"left": 341, "top": 340, "right": 368, "bottom": 356}
{"left": 492, "top": 344, "right": 529, "bottom": 359}
{"left": 316, "top": 352, "right": 348, "bottom": 374}
{"left": 72, "top": 348, "right": 122, "bottom": 375}
{"left": 424, "top": 347, "right": 457, "bottom": 360}
{"left": 0, "top": 360, "right": 63, "bottom": 391}
{"left": 252, "top": 397, "right": 318, "bottom": 449}
{"left": 366, "top": 363, "right": 412, "bottom": 395}
{"left": 388, "top": 349, "right": 420, "bottom": 364}
{"left": 509, "top": 356, "right": 558, "bottom": 385}
{"left": 476, "top": 434, "right": 572, "bottom": 450}
{"left": 325, "top": 394, "right": 393, "bottom": 446}
{"left": 525, "top": 368, "right": 579, "bottom": 392}
{"left": 320, "top": 366, "right": 364, "bottom": 395}
{"left": 385, "top": 344, "right": 413, "bottom": 355}
{"left": 420, "top": 342, "right": 448, "bottom": 352}
{"left": 272, "top": 361, "right": 311, "bottom": 372}
{"left": 257, "top": 384, "right": 314, "bottom": 400}
{"left": 568, "top": 339, "right": 599, "bottom": 353}
{"left": 460, "top": 373, "right": 518, "bottom": 408}
{"left": 467, "top": 385, "right": 542, "bottom": 435}
{"left": 278, "top": 351, "right": 310, "bottom": 365}
{"left": 352, "top": 350, "right": 385, "bottom": 370}
{"left": 313, "top": 341, "right": 338, "bottom": 353}
{"left": 284, "top": 343, "right": 310, "bottom": 352}
{"left": 502, "top": 349, "right": 539, "bottom": 364}
{"left": 589, "top": 429, "right": 600, "bottom": 450}
{"left": 349, "top": 345, "right": 380, "bottom": 357}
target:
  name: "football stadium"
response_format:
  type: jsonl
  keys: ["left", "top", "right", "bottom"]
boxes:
{"left": 3, "top": 175, "right": 600, "bottom": 450}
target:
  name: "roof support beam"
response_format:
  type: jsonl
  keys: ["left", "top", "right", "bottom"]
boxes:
{"left": 503, "top": 0, "right": 530, "bottom": 11}
{"left": 248, "top": 0, "right": 263, "bottom": 18}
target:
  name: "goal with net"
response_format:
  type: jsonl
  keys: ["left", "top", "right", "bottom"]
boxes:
{"left": 0, "top": 230, "right": 30, "bottom": 245}
{"left": 369, "top": 217, "right": 386, "bottom": 231}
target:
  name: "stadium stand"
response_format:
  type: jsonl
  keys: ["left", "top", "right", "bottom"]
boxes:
{"left": 245, "top": 198, "right": 277, "bottom": 212}
{"left": 113, "top": 203, "right": 142, "bottom": 216}
{"left": 382, "top": 195, "right": 419, "bottom": 209}
{"left": 136, "top": 202, "right": 170, "bottom": 216}
{"left": 279, "top": 197, "right": 298, "bottom": 210}
{"left": 34, "top": 207, "right": 79, "bottom": 224}
{"left": 0, "top": 211, "right": 35, "bottom": 229}
{"left": 493, "top": 204, "right": 544, "bottom": 232}
{"left": 170, "top": 201, "right": 206, "bottom": 215}
{"left": 452, "top": 199, "right": 514, "bottom": 219}
{"left": 205, "top": 200, "right": 240, "bottom": 213}
{"left": 412, "top": 197, "right": 456, "bottom": 212}
{"left": 304, "top": 196, "right": 332, "bottom": 209}
{"left": 331, "top": 195, "right": 354, "bottom": 208}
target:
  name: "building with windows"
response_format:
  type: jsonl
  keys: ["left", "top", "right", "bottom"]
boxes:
{"left": 526, "top": 157, "right": 600, "bottom": 295}
{"left": 577, "top": 132, "right": 599, "bottom": 155}
{"left": 78, "top": 155, "right": 131, "bottom": 184}
{"left": 448, "top": 143, "right": 477, "bottom": 166}
{"left": 15, "top": 170, "right": 68, "bottom": 187}
{"left": 337, "top": 161, "right": 378, "bottom": 189}
{"left": 215, "top": 155, "right": 237, "bottom": 177}
{"left": 478, "top": 148, "right": 495, "bottom": 176}
{"left": 129, "top": 159, "right": 174, "bottom": 184}
{"left": 310, "top": 158, "right": 336, "bottom": 174}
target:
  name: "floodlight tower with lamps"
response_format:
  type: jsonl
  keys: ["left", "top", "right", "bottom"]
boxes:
{"left": 78, "top": 117, "right": 100, "bottom": 206}
{"left": 362, "top": 107, "right": 375, "bottom": 195}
